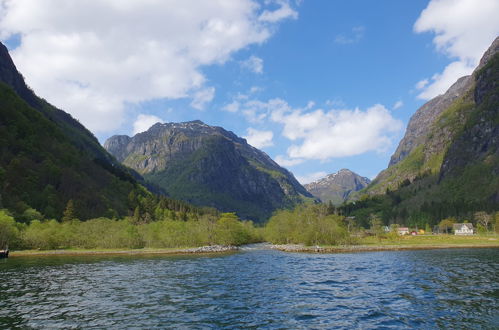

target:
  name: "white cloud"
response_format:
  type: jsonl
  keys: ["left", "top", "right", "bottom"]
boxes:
{"left": 133, "top": 114, "right": 163, "bottom": 135}
{"left": 275, "top": 104, "right": 403, "bottom": 160}
{"left": 241, "top": 55, "right": 264, "bottom": 74}
{"left": 415, "top": 79, "right": 429, "bottom": 90}
{"left": 240, "top": 99, "right": 283, "bottom": 123}
{"left": 244, "top": 128, "right": 274, "bottom": 149}
{"left": 416, "top": 61, "right": 472, "bottom": 100}
{"left": 414, "top": 0, "right": 499, "bottom": 99}
{"left": 233, "top": 97, "right": 403, "bottom": 161}
{"left": 296, "top": 171, "right": 327, "bottom": 185}
{"left": 274, "top": 155, "right": 304, "bottom": 167}
{"left": 0, "top": 0, "right": 297, "bottom": 132}
{"left": 259, "top": 0, "right": 298, "bottom": 23}
{"left": 190, "top": 87, "right": 215, "bottom": 110}
{"left": 393, "top": 100, "right": 403, "bottom": 110}
{"left": 334, "top": 26, "right": 365, "bottom": 44}
{"left": 223, "top": 101, "right": 240, "bottom": 113}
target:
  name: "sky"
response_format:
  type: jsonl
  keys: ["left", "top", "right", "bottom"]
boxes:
{"left": 1, "top": 0, "right": 498, "bottom": 184}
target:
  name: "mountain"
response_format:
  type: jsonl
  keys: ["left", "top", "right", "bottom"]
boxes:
{"left": 304, "top": 169, "right": 370, "bottom": 205}
{"left": 0, "top": 41, "right": 146, "bottom": 220}
{"left": 104, "top": 121, "right": 314, "bottom": 221}
{"left": 348, "top": 37, "right": 499, "bottom": 224}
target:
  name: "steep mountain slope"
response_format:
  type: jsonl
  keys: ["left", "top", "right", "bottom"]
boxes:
{"left": 304, "top": 169, "right": 370, "bottom": 205}
{"left": 104, "top": 121, "right": 313, "bottom": 221}
{"left": 346, "top": 37, "right": 499, "bottom": 225}
{"left": 365, "top": 37, "right": 499, "bottom": 197}
{"left": 0, "top": 42, "right": 146, "bottom": 220}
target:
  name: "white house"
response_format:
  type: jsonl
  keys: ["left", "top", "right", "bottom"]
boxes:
{"left": 398, "top": 227, "right": 409, "bottom": 235}
{"left": 453, "top": 223, "right": 474, "bottom": 235}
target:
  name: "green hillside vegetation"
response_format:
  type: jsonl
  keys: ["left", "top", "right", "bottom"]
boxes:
{"left": 341, "top": 53, "right": 499, "bottom": 229}
{"left": 144, "top": 135, "right": 310, "bottom": 221}
{"left": 0, "top": 83, "right": 148, "bottom": 220}
{"left": 364, "top": 91, "right": 475, "bottom": 196}
{"left": 1, "top": 209, "right": 261, "bottom": 250}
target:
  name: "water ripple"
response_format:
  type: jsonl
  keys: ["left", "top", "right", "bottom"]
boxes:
{"left": 0, "top": 248, "right": 498, "bottom": 329}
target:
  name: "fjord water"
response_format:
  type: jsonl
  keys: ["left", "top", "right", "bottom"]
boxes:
{"left": 1, "top": 247, "right": 497, "bottom": 329}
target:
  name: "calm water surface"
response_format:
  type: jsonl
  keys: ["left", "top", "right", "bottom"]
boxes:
{"left": 0, "top": 246, "right": 498, "bottom": 329}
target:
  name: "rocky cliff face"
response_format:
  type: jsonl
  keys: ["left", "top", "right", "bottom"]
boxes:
{"left": 364, "top": 37, "right": 499, "bottom": 206}
{"left": 104, "top": 121, "right": 313, "bottom": 221}
{"left": 304, "top": 169, "right": 370, "bottom": 205}
{"left": 389, "top": 75, "right": 472, "bottom": 167}
{"left": 439, "top": 39, "right": 499, "bottom": 192}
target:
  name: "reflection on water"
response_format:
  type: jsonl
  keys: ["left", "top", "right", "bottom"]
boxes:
{"left": 0, "top": 247, "right": 498, "bottom": 329}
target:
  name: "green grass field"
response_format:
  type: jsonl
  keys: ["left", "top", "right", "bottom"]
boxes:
{"left": 357, "top": 234, "right": 499, "bottom": 246}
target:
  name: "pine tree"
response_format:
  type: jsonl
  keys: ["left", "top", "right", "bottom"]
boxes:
{"left": 62, "top": 199, "right": 76, "bottom": 222}
{"left": 133, "top": 206, "right": 141, "bottom": 224}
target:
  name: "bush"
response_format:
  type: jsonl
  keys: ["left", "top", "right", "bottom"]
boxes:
{"left": 0, "top": 209, "right": 22, "bottom": 249}
{"left": 264, "top": 205, "right": 352, "bottom": 246}
{"left": 13, "top": 211, "right": 261, "bottom": 250}
{"left": 214, "top": 213, "right": 251, "bottom": 246}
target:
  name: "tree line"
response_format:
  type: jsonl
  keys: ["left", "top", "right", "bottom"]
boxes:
{"left": 0, "top": 210, "right": 261, "bottom": 250}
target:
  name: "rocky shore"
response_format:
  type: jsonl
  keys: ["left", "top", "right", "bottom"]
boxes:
{"left": 270, "top": 243, "right": 499, "bottom": 253}
{"left": 10, "top": 245, "right": 239, "bottom": 257}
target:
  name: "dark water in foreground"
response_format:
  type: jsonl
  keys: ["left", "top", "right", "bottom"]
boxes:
{"left": 0, "top": 247, "right": 498, "bottom": 329}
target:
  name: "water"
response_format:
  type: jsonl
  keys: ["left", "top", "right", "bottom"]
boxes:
{"left": 0, "top": 246, "right": 498, "bottom": 329}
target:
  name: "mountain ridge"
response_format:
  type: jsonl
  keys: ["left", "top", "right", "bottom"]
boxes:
{"left": 104, "top": 120, "right": 314, "bottom": 221}
{"left": 304, "top": 169, "right": 370, "bottom": 205}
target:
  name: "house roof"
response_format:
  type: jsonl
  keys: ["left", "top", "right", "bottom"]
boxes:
{"left": 453, "top": 223, "right": 473, "bottom": 229}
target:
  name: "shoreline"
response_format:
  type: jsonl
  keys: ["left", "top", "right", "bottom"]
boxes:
{"left": 9, "top": 245, "right": 239, "bottom": 257}
{"left": 8, "top": 241, "right": 499, "bottom": 257}
{"left": 271, "top": 243, "right": 499, "bottom": 253}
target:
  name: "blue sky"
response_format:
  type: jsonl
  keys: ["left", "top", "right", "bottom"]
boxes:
{"left": 1, "top": 0, "right": 498, "bottom": 183}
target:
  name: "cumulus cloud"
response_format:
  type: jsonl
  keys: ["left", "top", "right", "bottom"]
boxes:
{"left": 241, "top": 55, "right": 264, "bottom": 74}
{"left": 190, "top": 87, "right": 215, "bottom": 110}
{"left": 414, "top": 0, "right": 499, "bottom": 99}
{"left": 276, "top": 104, "right": 403, "bottom": 160}
{"left": 244, "top": 128, "right": 274, "bottom": 149}
{"left": 232, "top": 97, "right": 403, "bottom": 161}
{"left": 0, "top": 0, "right": 297, "bottom": 132}
{"left": 334, "top": 26, "right": 365, "bottom": 44}
{"left": 295, "top": 171, "right": 327, "bottom": 185}
{"left": 259, "top": 0, "right": 298, "bottom": 22}
{"left": 133, "top": 114, "right": 163, "bottom": 135}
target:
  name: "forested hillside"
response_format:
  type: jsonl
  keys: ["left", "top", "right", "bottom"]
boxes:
{"left": 0, "top": 41, "right": 147, "bottom": 220}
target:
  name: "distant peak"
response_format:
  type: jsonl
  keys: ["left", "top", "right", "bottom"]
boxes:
{"left": 308, "top": 168, "right": 369, "bottom": 186}
{"left": 147, "top": 120, "right": 207, "bottom": 131}
{"left": 186, "top": 120, "right": 205, "bottom": 125}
